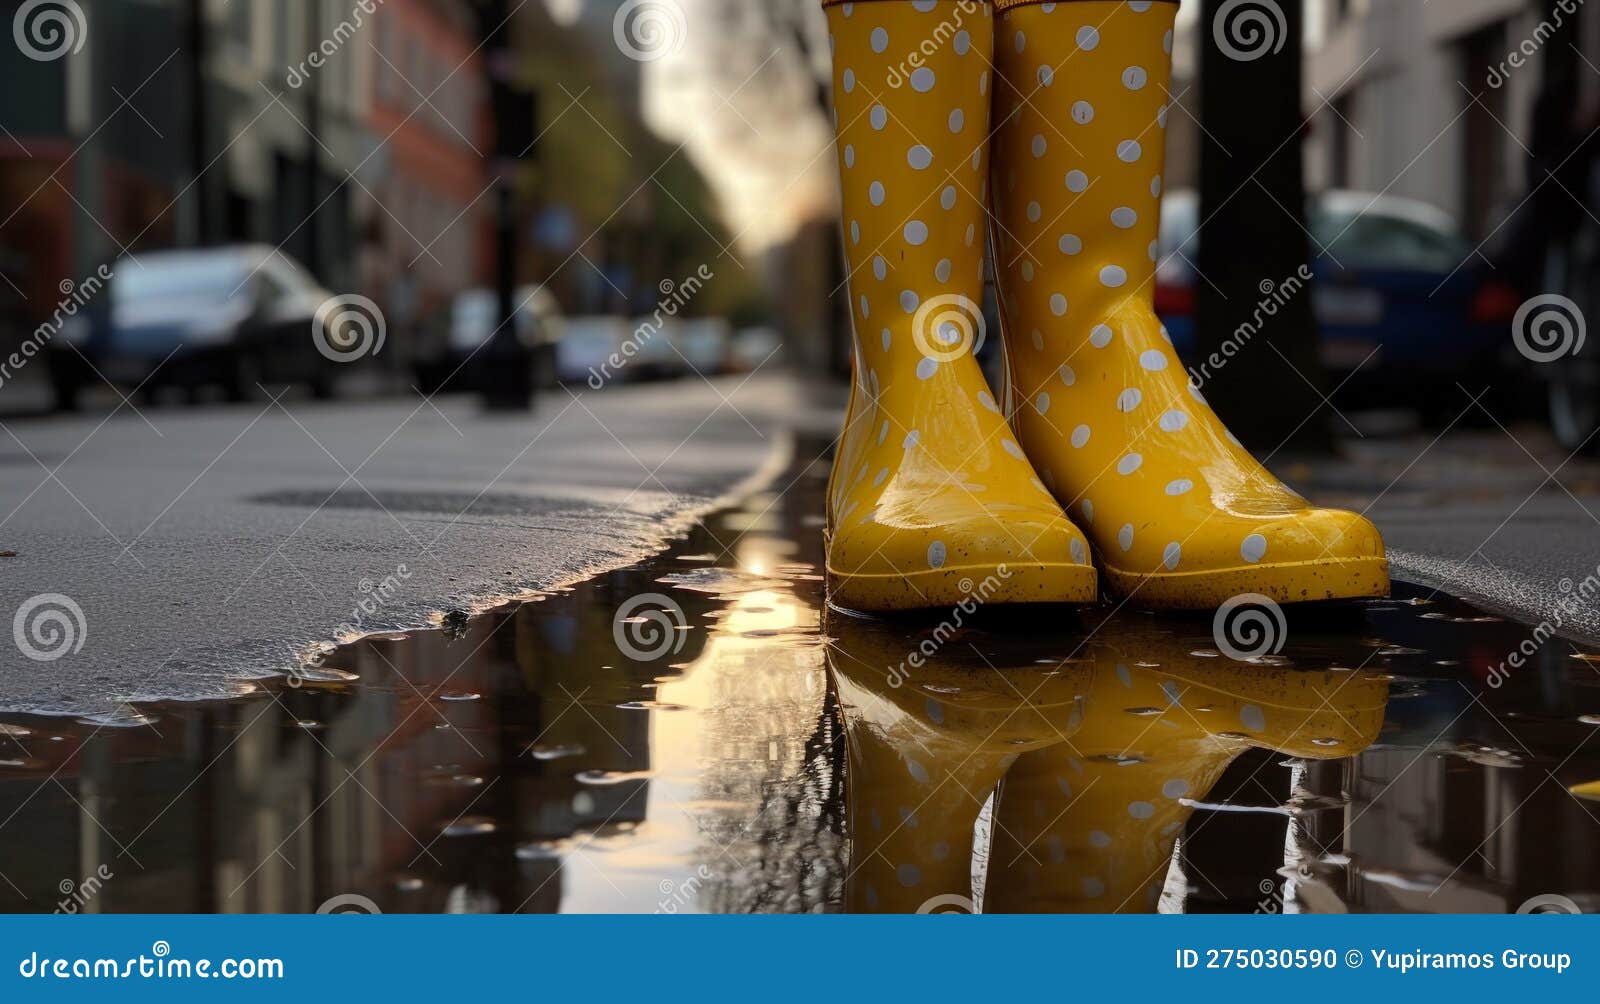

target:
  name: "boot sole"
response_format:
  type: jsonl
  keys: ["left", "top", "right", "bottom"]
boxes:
{"left": 826, "top": 561, "right": 1099, "bottom": 613}
{"left": 1100, "top": 556, "right": 1391, "bottom": 610}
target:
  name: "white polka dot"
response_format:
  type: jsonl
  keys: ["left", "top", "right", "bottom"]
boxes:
{"left": 868, "top": 181, "right": 885, "bottom": 206}
{"left": 1082, "top": 877, "right": 1106, "bottom": 898}
{"left": 872, "top": 256, "right": 887, "bottom": 281}
{"left": 1140, "top": 349, "right": 1169, "bottom": 371}
{"left": 1089, "top": 324, "right": 1113, "bottom": 348}
{"left": 948, "top": 108, "right": 964, "bottom": 133}
{"left": 1122, "top": 66, "right": 1148, "bottom": 90}
{"left": 880, "top": 328, "right": 891, "bottom": 351}
{"left": 899, "top": 290, "right": 920, "bottom": 313}
{"left": 1089, "top": 829, "right": 1111, "bottom": 848}
{"left": 849, "top": 220, "right": 860, "bottom": 244}
{"left": 1151, "top": 175, "right": 1163, "bottom": 197}
{"left": 1065, "top": 170, "right": 1088, "bottom": 193}
{"left": 1165, "top": 478, "right": 1193, "bottom": 496}
{"left": 1163, "top": 29, "right": 1173, "bottom": 53}
{"left": 953, "top": 29, "right": 970, "bottom": 55}
{"left": 1020, "top": 261, "right": 1035, "bottom": 282}
{"left": 910, "top": 67, "right": 935, "bottom": 92}
{"left": 964, "top": 223, "right": 975, "bottom": 246}
{"left": 927, "top": 541, "right": 946, "bottom": 569}
{"left": 916, "top": 357, "right": 938, "bottom": 380}
{"left": 977, "top": 391, "right": 999, "bottom": 413}
{"left": 843, "top": 68, "right": 856, "bottom": 93}
{"left": 907, "top": 145, "right": 932, "bottom": 170}
{"left": 1037, "top": 65, "right": 1054, "bottom": 87}
{"left": 1162, "top": 542, "right": 1182, "bottom": 570}
{"left": 1241, "top": 534, "right": 1268, "bottom": 563}
{"left": 1058, "top": 234, "right": 1082, "bottom": 256}
{"left": 1071, "top": 424, "right": 1091, "bottom": 448}
{"left": 1072, "top": 100, "right": 1094, "bottom": 124}
{"left": 1162, "top": 778, "right": 1190, "bottom": 799}
{"left": 1240, "top": 704, "right": 1267, "bottom": 732}
{"left": 940, "top": 186, "right": 957, "bottom": 210}
{"left": 1111, "top": 207, "right": 1138, "bottom": 229}
{"left": 1076, "top": 26, "right": 1100, "bottom": 50}
{"left": 1014, "top": 30, "right": 1026, "bottom": 52}
{"left": 1159, "top": 410, "right": 1189, "bottom": 432}
{"left": 979, "top": 69, "right": 989, "bottom": 95}
{"left": 858, "top": 294, "right": 869, "bottom": 318}
{"left": 934, "top": 258, "right": 952, "bottom": 283}
{"left": 877, "top": 420, "right": 889, "bottom": 445}
{"left": 1129, "top": 801, "right": 1155, "bottom": 819}
{"left": 1100, "top": 266, "right": 1128, "bottom": 288}
{"left": 873, "top": 468, "right": 887, "bottom": 487}
{"left": 1034, "top": 392, "right": 1050, "bottom": 415}
{"left": 1118, "top": 523, "right": 1134, "bottom": 551}
{"left": 903, "top": 429, "right": 920, "bottom": 449}
{"left": 1050, "top": 293, "right": 1068, "bottom": 316}
{"left": 843, "top": 144, "right": 855, "bottom": 168}
{"left": 1081, "top": 499, "right": 1094, "bottom": 524}
{"left": 1030, "top": 328, "right": 1044, "bottom": 351}
{"left": 1117, "top": 453, "right": 1143, "bottom": 476}
{"left": 870, "top": 105, "right": 887, "bottom": 130}
{"left": 1002, "top": 439, "right": 1025, "bottom": 461}
{"left": 870, "top": 27, "right": 888, "bottom": 53}
{"left": 1117, "top": 139, "right": 1142, "bottom": 163}
{"left": 1027, "top": 201, "right": 1042, "bottom": 222}
{"left": 1058, "top": 364, "right": 1076, "bottom": 387}
{"left": 904, "top": 221, "right": 928, "bottom": 246}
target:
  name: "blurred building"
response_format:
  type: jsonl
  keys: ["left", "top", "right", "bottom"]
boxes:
{"left": 1304, "top": 0, "right": 1600, "bottom": 238}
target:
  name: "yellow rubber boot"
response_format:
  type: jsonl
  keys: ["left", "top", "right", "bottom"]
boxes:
{"left": 984, "top": 648, "right": 1388, "bottom": 912}
{"left": 987, "top": 0, "right": 1389, "bottom": 609}
{"left": 825, "top": 610, "right": 1092, "bottom": 912}
{"left": 823, "top": 0, "right": 1096, "bottom": 612}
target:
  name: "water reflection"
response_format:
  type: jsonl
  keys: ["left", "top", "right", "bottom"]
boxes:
{"left": 829, "top": 611, "right": 1388, "bottom": 913}
{"left": 0, "top": 442, "right": 1598, "bottom": 914}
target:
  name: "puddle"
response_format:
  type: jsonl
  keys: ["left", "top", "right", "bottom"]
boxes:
{"left": 3, "top": 438, "right": 1600, "bottom": 914}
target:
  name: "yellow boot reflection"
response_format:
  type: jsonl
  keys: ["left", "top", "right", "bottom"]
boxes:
{"left": 827, "top": 612, "right": 1093, "bottom": 913}
{"left": 985, "top": 635, "right": 1388, "bottom": 913}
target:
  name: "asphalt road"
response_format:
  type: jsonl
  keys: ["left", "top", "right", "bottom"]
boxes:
{"left": 0, "top": 376, "right": 797, "bottom": 715}
{"left": 3, "top": 372, "right": 1598, "bottom": 717}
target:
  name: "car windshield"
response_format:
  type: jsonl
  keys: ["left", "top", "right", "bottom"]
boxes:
{"left": 1310, "top": 208, "right": 1472, "bottom": 272}
{"left": 115, "top": 257, "right": 252, "bottom": 302}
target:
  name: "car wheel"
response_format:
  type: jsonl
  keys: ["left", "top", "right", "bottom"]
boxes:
{"left": 1550, "top": 376, "right": 1600, "bottom": 454}
{"left": 226, "top": 353, "right": 262, "bottom": 403}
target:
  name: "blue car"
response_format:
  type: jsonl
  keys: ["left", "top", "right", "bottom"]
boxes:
{"left": 1155, "top": 190, "right": 1522, "bottom": 421}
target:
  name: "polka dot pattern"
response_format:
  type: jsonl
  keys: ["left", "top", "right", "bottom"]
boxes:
{"left": 985, "top": 0, "right": 1385, "bottom": 590}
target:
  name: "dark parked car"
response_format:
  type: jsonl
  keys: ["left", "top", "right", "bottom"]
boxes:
{"left": 48, "top": 245, "right": 339, "bottom": 409}
{"left": 1156, "top": 190, "right": 1523, "bottom": 421}
{"left": 412, "top": 285, "right": 562, "bottom": 395}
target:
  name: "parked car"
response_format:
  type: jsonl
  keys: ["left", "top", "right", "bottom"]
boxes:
{"left": 1155, "top": 190, "right": 1523, "bottom": 421}
{"left": 676, "top": 317, "right": 732, "bottom": 376}
{"left": 48, "top": 245, "right": 338, "bottom": 409}
{"left": 412, "top": 285, "right": 562, "bottom": 394}
{"left": 556, "top": 315, "right": 630, "bottom": 386}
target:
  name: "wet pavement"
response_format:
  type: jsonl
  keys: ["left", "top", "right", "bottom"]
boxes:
{"left": 2, "top": 437, "right": 1599, "bottom": 914}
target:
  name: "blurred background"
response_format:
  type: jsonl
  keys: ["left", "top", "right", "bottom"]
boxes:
{"left": 0, "top": 0, "right": 1596, "bottom": 448}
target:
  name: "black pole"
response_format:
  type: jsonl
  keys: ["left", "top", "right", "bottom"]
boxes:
{"left": 480, "top": 0, "right": 534, "bottom": 411}
{"left": 302, "top": 0, "right": 323, "bottom": 279}
{"left": 187, "top": 0, "right": 208, "bottom": 245}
